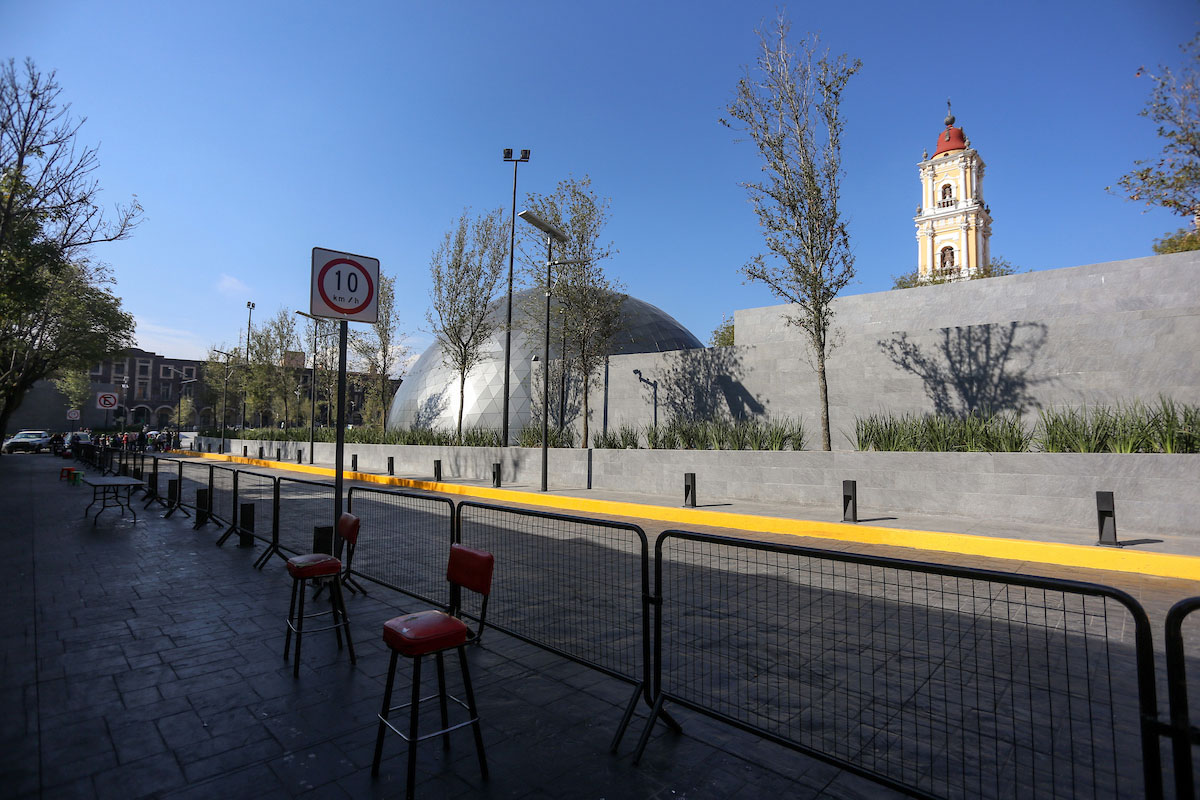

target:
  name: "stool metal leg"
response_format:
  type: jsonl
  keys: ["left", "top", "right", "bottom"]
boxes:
{"left": 293, "top": 577, "right": 306, "bottom": 679}
{"left": 372, "top": 650, "right": 399, "bottom": 777}
{"left": 436, "top": 652, "right": 450, "bottom": 751}
{"left": 458, "top": 645, "right": 488, "bottom": 780}
{"left": 407, "top": 655, "right": 423, "bottom": 800}
{"left": 284, "top": 578, "right": 299, "bottom": 661}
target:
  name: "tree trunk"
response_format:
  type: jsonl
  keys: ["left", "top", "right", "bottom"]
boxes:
{"left": 457, "top": 370, "right": 466, "bottom": 443}
{"left": 581, "top": 373, "right": 590, "bottom": 447}
{"left": 816, "top": 348, "right": 831, "bottom": 451}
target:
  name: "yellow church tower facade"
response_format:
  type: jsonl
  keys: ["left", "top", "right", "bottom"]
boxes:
{"left": 914, "top": 105, "right": 992, "bottom": 280}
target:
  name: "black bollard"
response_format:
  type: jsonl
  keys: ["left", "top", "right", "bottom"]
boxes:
{"left": 842, "top": 480, "right": 858, "bottom": 523}
{"left": 242, "top": 445, "right": 248, "bottom": 457}
{"left": 387, "top": 456, "right": 394, "bottom": 476}
{"left": 297, "top": 450, "right": 303, "bottom": 464}
{"left": 433, "top": 459, "right": 442, "bottom": 482}
{"left": 351, "top": 454, "right": 358, "bottom": 472}
{"left": 275, "top": 448, "right": 281, "bottom": 462}
{"left": 684, "top": 473, "right": 697, "bottom": 508}
{"left": 1097, "top": 491, "right": 1119, "bottom": 547}
{"left": 239, "top": 503, "right": 255, "bottom": 548}
{"left": 257, "top": 446, "right": 264, "bottom": 460}
{"left": 492, "top": 463, "right": 501, "bottom": 488}
{"left": 194, "top": 489, "right": 209, "bottom": 527}
{"left": 168, "top": 478, "right": 179, "bottom": 505}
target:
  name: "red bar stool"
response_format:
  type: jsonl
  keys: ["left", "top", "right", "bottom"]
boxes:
{"left": 371, "top": 544, "right": 493, "bottom": 800}
{"left": 283, "top": 512, "right": 359, "bottom": 679}
{"left": 59, "top": 467, "right": 74, "bottom": 481}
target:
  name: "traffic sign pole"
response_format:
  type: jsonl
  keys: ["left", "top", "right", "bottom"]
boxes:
{"left": 334, "top": 319, "right": 348, "bottom": 534}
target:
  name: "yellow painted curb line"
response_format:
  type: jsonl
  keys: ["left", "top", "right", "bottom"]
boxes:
{"left": 177, "top": 450, "right": 1200, "bottom": 582}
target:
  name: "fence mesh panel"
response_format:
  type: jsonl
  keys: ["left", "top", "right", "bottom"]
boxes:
{"left": 457, "top": 502, "right": 647, "bottom": 683}
{"left": 236, "top": 470, "right": 276, "bottom": 543}
{"left": 655, "top": 533, "right": 1147, "bottom": 800}
{"left": 347, "top": 487, "right": 454, "bottom": 606}
{"left": 179, "top": 461, "right": 210, "bottom": 511}
{"left": 276, "top": 477, "right": 337, "bottom": 555}
{"left": 210, "top": 465, "right": 237, "bottom": 525}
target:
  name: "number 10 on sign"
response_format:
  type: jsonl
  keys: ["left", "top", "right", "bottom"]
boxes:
{"left": 310, "top": 247, "right": 380, "bottom": 323}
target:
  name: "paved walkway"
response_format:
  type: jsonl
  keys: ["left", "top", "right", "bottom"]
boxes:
{"left": 3, "top": 453, "right": 900, "bottom": 799}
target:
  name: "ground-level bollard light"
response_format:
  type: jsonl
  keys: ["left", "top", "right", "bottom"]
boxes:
{"left": 243, "top": 446, "right": 248, "bottom": 457}
{"left": 276, "top": 448, "right": 281, "bottom": 462}
{"left": 684, "top": 473, "right": 697, "bottom": 507}
{"left": 1097, "top": 491, "right": 1119, "bottom": 546}
{"left": 492, "top": 463, "right": 502, "bottom": 488}
{"left": 843, "top": 480, "right": 858, "bottom": 523}
{"left": 239, "top": 503, "right": 255, "bottom": 548}
{"left": 387, "top": 456, "right": 394, "bottom": 476}
{"left": 258, "top": 446, "right": 264, "bottom": 460}
{"left": 194, "top": 489, "right": 209, "bottom": 527}
{"left": 297, "top": 450, "right": 303, "bottom": 464}
{"left": 434, "top": 459, "right": 442, "bottom": 482}
{"left": 351, "top": 454, "right": 358, "bottom": 472}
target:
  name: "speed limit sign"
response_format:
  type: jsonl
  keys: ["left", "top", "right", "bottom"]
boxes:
{"left": 96, "top": 392, "right": 118, "bottom": 410}
{"left": 310, "top": 247, "right": 379, "bottom": 323}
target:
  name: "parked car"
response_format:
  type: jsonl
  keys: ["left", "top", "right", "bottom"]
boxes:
{"left": 3, "top": 430, "right": 52, "bottom": 453}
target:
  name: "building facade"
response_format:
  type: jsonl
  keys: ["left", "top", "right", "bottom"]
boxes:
{"left": 914, "top": 105, "right": 993, "bottom": 280}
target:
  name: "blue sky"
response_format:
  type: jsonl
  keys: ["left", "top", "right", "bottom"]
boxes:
{"left": 4, "top": 0, "right": 1195, "bottom": 363}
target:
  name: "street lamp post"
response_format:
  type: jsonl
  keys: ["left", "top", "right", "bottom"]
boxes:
{"left": 242, "top": 301, "right": 255, "bottom": 431}
{"left": 120, "top": 378, "right": 129, "bottom": 433}
{"left": 214, "top": 349, "right": 235, "bottom": 453}
{"left": 501, "top": 148, "right": 530, "bottom": 445}
{"left": 519, "top": 210, "right": 581, "bottom": 492}
{"left": 296, "top": 310, "right": 336, "bottom": 465}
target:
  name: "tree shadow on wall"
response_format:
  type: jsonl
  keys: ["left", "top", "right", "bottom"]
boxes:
{"left": 878, "top": 322, "right": 1049, "bottom": 416}
{"left": 659, "top": 347, "right": 765, "bottom": 422}
{"left": 411, "top": 388, "right": 449, "bottom": 429}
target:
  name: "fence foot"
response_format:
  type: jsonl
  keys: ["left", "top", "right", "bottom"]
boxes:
{"left": 610, "top": 683, "right": 643, "bottom": 753}
{"left": 216, "top": 525, "right": 237, "bottom": 547}
{"left": 632, "top": 694, "right": 668, "bottom": 765}
{"left": 253, "top": 543, "right": 280, "bottom": 570}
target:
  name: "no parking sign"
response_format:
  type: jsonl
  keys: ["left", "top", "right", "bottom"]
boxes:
{"left": 310, "top": 247, "right": 379, "bottom": 323}
{"left": 96, "top": 393, "right": 118, "bottom": 410}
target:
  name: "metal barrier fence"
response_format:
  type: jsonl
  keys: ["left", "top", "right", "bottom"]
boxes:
{"left": 1165, "top": 597, "right": 1200, "bottom": 799}
{"left": 346, "top": 486, "right": 455, "bottom": 605}
{"left": 456, "top": 500, "right": 654, "bottom": 749}
{"left": 178, "top": 460, "right": 211, "bottom": 515}
{"left": 235, "top": 469, "right": 278, "bottom": 545}
{"left": 275, "top": 476, "right": 338, "bottom": 555}
{"left": 637, "top": 530, "right": 1162, "bottom": 799}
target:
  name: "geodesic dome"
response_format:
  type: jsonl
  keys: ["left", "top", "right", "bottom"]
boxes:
{"left": 387, "top": 289, "right": 702, "bottom": 433}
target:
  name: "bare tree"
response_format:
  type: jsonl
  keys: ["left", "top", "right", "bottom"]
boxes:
{"left": 427, "top": 208, "right": 507, "bottom": 441}
{"left": 351, "top": 273, "right": 408, "bottom": 429}
{"left": 722, "top": 15, "right": 861, "bottom": 451}
{"left": 519, "top": 175, "right": 623, "bottom": 446}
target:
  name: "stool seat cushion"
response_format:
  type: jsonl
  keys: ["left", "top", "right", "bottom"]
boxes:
{"left": 383, "top": 610, "right": 468, "bottom": 656}
{"left": 287, "top": 553, "right": 342, "bottom": 578}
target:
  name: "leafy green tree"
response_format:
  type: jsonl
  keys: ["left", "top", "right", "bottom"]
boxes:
{"left": 890, "top": 256, "right": 1021, "bottom": 289}
{"left": 722, "top": 14, "right": 861, "bottom": 451}
{"left": 53, "top": 366, "right": 92, "bottom": 412}
{"left": 520, "top": 175, "right": 623, "bottom": 447}
{"left": 709, "top": 315, "right": 735, "bottom": 346}
{"left": 0, "top": 60, "right": 139, "bottom": 442}
{"left": 1153, "top": 227, "right": 1200, "bottom": 253}
{"left": 427, "top": 208, "right": 507, "bottom": 441}
{"left": 1110, "top": 34, "right": 1200, "bottom": 238}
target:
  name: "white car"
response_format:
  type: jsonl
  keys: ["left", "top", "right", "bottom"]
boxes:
{"left": 3, "top": 430, "right": 52, "bottom": 454}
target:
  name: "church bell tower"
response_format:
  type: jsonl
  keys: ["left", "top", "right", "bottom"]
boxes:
{"left": 914, "top": 103, "right": 992, "bottom": 280}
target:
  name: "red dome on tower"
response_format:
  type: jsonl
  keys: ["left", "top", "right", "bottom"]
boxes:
{"left": 933, "top": 103, "right": 967, "bottom": 156}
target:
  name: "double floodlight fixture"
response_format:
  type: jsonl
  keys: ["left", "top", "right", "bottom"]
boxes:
{"left": 503, "top": 148, "right": 531, "bottom": 162}
{"left": 518, "top": 209, "right": 568, "bottom": 244}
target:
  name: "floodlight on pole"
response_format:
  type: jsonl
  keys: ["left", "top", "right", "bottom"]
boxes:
{"left": 242, "top": 301, "right": 255, "bottom": 430}
{"left": 500, "top": 147, "right": 531, "bottom": 445}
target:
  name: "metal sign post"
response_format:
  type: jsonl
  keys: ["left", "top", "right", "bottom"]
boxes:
{"left": 311, "top": 247, "right": 380, "bottom": 533}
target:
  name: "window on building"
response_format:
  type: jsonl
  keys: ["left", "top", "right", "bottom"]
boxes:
{"left": 937, "top": 184, "right": 954, "bottom": 208}
{"left": 113, "top": 362, "right": 126, "bottom": 377}
{"left": 183, "top": 366, "right": 196, "bottom": 379}
{"left": 91, "top": 362, "right": 103, "bottom": 374}
{"left": 939, "top": 246, "right": 956, "bottom": 270}
{"left": 160, "top": 384, "right": 173, "bottom": 400}
{"left": 135, "top": 382, "right": 149, "bottom": 400}
{"left": 137, "top": 360, "right": 150, "bottom": 377}
{"left": 160, "top": 365, "right": 173, "bottom": 379}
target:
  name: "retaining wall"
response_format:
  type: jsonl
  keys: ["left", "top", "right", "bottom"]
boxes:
{"left": 201, "top": 437, "right": 1198, "bottom": 538}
